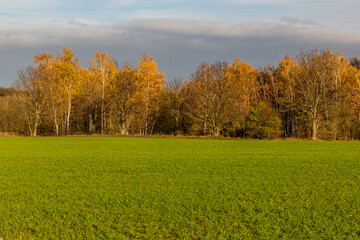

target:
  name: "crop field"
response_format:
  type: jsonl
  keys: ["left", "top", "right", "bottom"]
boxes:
{"left": 0, "top": 137, "right": 360, "bottom": 239}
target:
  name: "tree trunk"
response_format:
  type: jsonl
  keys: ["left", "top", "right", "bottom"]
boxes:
{"left": 89, "top": 113, "right": 95, "bottom": 133}
{"left": 291, "top": 117, "right": 295, "bottom": 138}
{"left": 213, "top": 128, "right": 220, "bottom": 137}
{"left": 54, "top": 109, "right": 59, "bottom": 135}
{"left": 204, "top": 113, "right": 208, "bottom": 135}
{"left": 66, "top": 97, "right": 71, "bottom": 135}
{"left": 311, "top": 119, "right": 318, "bottom": 140}
{"left": 121, "top": 122, "right": 126, "bottom": 135}
{"left": 101, "top": 69, "right": 106, "bottom": 135}
{"left": 144, "top": 82, "right": 150, "bottom": 135}
{"left": 150, "top": 114, "right": 156, "bottom": 136}
{"left": 101, "top": 103, "right": 104, "bottom": 134}
{"left": 144, "top": 105, "right": 148, "bottom": 135}
{"left": 28, "top": 120, "right": 33, "bottom": 137}
{"left": 66, "top": 80, "right": 72, "bottom": 135}
{"left": 32, "top": 108, "right": 41, "bottom": 137}
{"left": 33, "top": 118, "right": 38, "bottom": 136}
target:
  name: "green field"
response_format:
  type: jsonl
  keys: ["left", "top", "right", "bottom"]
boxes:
{"left": 0, "top": 137, "right": 360, "bottom": 239}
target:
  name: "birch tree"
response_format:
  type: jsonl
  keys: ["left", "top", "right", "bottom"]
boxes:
{"left": 89, "top": 51, "right": 118, "bottom": 134}
{"left": 136, "top": 53, "right": 166, "bottom": 135}
{"left": 54, "top": 46, "right": 79, "bottom": 135}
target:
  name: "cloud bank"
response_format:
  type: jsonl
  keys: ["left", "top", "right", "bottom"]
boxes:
{"left": 2, "top": 19, "right": 360, "bottom": 48}
{"left": 1, "top": 19, "right": 360, "bottom": 86}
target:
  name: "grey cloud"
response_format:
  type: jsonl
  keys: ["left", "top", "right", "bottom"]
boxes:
{"left": 2, "top": 19, "right": 359, "bottom": 48}
{"left": 1, "top": 19, "right": 360, "bottom": 87}
{"left": 66, "top": 19, "right": 92, "bottom": 28}
{"left": 276, "top": 16, "right": 319, "bottom": 27}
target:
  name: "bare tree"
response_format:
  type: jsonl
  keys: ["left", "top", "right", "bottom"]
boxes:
{"left": 15, "top": 67, "right": 47, "bottom": 136}
{"left": 182, "top": 62, "right": 228, "bottom": 136}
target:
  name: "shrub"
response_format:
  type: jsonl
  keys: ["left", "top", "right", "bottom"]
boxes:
{"left": 246, "top": 101, "right": 282, "bottom": 139}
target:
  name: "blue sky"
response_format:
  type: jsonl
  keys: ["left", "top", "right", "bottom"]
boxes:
{"left": 1, "top": 0, "right": 360, "bottom": 86}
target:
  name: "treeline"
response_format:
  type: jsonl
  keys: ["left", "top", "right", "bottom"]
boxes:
{"left": 1, "top": 47, "right": 360, "bottom": 140}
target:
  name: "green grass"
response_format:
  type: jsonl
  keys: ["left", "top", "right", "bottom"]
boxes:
{"left": 0, "top": 137, "right": 360, "bottom": 239}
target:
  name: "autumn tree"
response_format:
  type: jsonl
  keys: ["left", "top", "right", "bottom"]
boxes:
{"left": 346, "top": 63, "right": 360, "bottom": 138}
{"left": 348, "top": 66, "right": 360, "bottom": 110}
{"left": 0, "top": 96, "right": 12, "bottom": 133}
{"left": 225, "top": 58, "right": 259, "bottom": 136}
{"left": 51, "top": 47, "right": 81, "bottom": 135}
{"left": 275, "top": 55, "right": 299, "bottom": 137}
{"left": 182, "top": 59, "right": 258, "bottom": 137}
{"left": 79, "top": 66, "right": 100, "bottom": 134}
{"left": 348, "top": 56, "right": 360, "bottom": 115}
{"left": 71, "top": 67, "right": 91, "bottom": 134}
{"left": 88, "top": 52, "right": 118, "bottom": 134}
{"left": 0, "top": 90, "right": 25, "bottom": 134}
{"left": 136, "top": 53, "right": 167, "bottom": 135}
{"left": 257, "top": 65, "right": 278, "bottom": 105}
{"left": 32, "top": 52, "right": 62, "bottom": 134}
{"left": 324, "top": 52, "right": 353, "bottom": 139}
{"left": 108, "top": 64, "right": 138, "bottom": 135}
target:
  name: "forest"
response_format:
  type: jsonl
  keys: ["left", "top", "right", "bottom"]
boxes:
{"left": 0, "top": 47, "right": 360, "bottom": 140}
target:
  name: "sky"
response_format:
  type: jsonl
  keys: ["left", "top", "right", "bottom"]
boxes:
{"left": 1, "top": 0, "right": 360, "bottom": 87}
